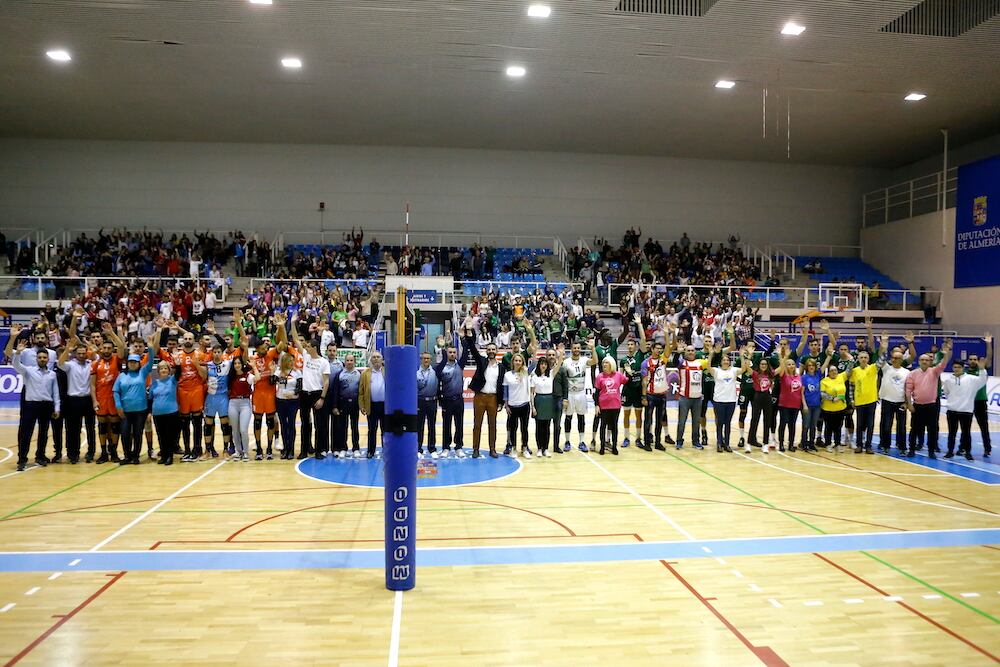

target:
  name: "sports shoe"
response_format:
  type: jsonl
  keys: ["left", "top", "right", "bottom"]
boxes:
{"left": 522, "top": 449, "right": 533, "bottom": 459}
{"left": 675, "top": 441, "right": 683, "bottom": 450}
{"left": 366, "top": 452, "right": 375, "bottom": 459}
{"left": 353, "top": 450, "right": 362, "bottom": 459}
{"left": 622, "top": 438, "right": 631, "bottom": 448}
{"left": 743, "top": 443, "right": 752, "bottom": 453}
{"left": 611, "top": 444, "right": 619, "bottom": 456}
{"left": 826, "top": 444, "right": 835, "bottom": 453}
{"left": 505, "top": 446, "right": 516, "bottom": 458}
{"left": 737, "top": 437, "right": 745, "bottom": 448}
{"left": 431, "top": 451, "right": 439, "bottom": 459}
{"left": 654, "top": 443, "right": 665, "bottom": 451}
{"left": 762, "top": 444, "right": 769, "bottom": 454}
{"left": 664, "top": 435, "right": 676, "bottom": 445}
{"left": 964, "top": 451, "right": 973, "bottom": 461}
{"left": 634, "top": 440, "right": 643, "bottom": 450}
{"left": 455, "top": 449, "right": 467, "bottom": 459}
{"left": 578, "top": 442, "right": 588, "bottom": 452}
{"left": 563, "top": 442, "right": 571, "bottom": 452}
{"left": 693, "top": 443, "right": 704, "bottom": 450}
{"left": 544, "top": 449, "right": 552, "bottom": 458}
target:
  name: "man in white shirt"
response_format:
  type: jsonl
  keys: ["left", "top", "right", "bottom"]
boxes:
{"left": 942, "top": 361, "right": 989, "bottom": 461}
{"left": 561, "top": 341, "right": 591, "bottom": 452}
{"left": 877, "top": 347, "right": 910, "bottom": 454}
{"left": 291, "top": 321, "right": 331, "bottom": 459}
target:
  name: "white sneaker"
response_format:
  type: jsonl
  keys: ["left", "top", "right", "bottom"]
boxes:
{"left": 353, "top": 450, "right": 362, "bottom": 459}
{"left": 544, "top": 449, "right": 552, "bottom": 458}
{"left": 431, "top": 451, "right": 439, "bottom": 459}
{"left": 522, "top": 449, "right": 533, "bottom": 459}
{"left": 743, "top": 444, "right": 752, "bottom": 453}
{"left": 455, "top": 449, "right": 467, "bottom": 459}
{"left": 826, "top": 444, "right": 835, "bottom": 453}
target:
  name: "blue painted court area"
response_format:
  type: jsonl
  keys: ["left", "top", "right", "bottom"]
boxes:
{"left": 872, "top": 433, "right": 1000, "bottom": 484}
{"left": 0, "top": 528, "right": 997, "bottom": 573}
{"left": 297, "top": 454, "right": 521, "bottom": 488}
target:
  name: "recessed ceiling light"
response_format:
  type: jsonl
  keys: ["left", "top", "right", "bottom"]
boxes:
{"left": 715, "top": 80, "right": 736, "bottom": 89}
{"left": 506, "top": 65, "right": 526, "bottom": 78}
{"left": 249, "top": 0, "right": 273, "bottom": 4}
{"left": 527, "top": 4, "right": 551, "bottom": 18}
{"left": 904, "top": 92, "right": 927, "bottom": 101}
{"left": 46, "top": 49, "right": 72, "bottom": 62}
{"left": 781, "top": 21, "right": 806, "bottom": 36}
{"left": 281, "top": 57, "right": 302, "bottom": 69}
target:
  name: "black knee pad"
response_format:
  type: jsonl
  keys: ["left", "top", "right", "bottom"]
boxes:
{"left": 203, "top": 422, "right": 213, "bottom": 438}
{"left": 98, "top": 422, "right": 109, "bottom": 435}
{"left": 110, "top": 421, "right": 121, "bottom": 435}
{"left": 265, "top": 413, "right": 276, "bottom": 429}
{"left": 221, "top": 423, "right": 233, "bottom": 438}
{"left": 253, "top": 414, "right": 263, "bottom": 430}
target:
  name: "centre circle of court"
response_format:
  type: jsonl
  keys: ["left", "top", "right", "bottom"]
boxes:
{"left": 296, "top": 455, "right": 522, "bottom": 488}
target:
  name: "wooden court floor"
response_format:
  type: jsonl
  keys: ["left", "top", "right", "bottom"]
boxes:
{"left": 0, "top": 405, "right": 998, "bottom": 666}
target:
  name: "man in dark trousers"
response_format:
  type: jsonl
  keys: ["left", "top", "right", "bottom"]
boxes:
{"left": 436, "top": 342, "right": 466, "bottom": 457}
{"left": 7, "top": 330, "right": 61, "bottom": 471}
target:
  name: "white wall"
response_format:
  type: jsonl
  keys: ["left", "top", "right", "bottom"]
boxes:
{"left": 0, "top": 139, "right": 878, "bottom": 247}
{"left": 861, "top": 209, "right": 1000, "bottom": 339}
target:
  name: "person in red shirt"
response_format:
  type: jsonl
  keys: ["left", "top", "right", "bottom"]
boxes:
{"left": 176, "top": 331, "right": 209, "bottom": 461}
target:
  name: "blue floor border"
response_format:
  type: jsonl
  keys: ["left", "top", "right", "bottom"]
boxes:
{"left": 1, "top": 528, "right": 997, "bottom": 573}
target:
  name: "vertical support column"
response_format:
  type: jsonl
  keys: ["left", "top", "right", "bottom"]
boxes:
{"left": 384, "top": 344, "right": 418, "bottom": 591}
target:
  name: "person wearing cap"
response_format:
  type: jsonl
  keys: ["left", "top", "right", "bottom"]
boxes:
{"left": 112, "top": 341, "right": 156, "bottom": 465}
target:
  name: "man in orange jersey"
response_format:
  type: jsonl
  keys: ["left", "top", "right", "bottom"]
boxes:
{"left": 176, "top": 331, "right": 210, "bottom": 462}
{"left": 90, "top": 324, "right": 126, "bottom": 463}
{"left": 250, "top": 313, "right": 288, "bottom": 458}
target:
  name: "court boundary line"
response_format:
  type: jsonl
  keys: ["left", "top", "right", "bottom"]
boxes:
{"left": 89, "top": 461, "right": 227, "bottom": 552}
{"left": 388, "top": 590, "right": 402, "bottom": 667}
{"left": 736, "top": 453, "right": 1000, "bottom": 518}
{"left": 292, "top": 456, "right": 524, "bottom": 489}
{"left": 0, "top": 448, "right": 12, "bottom": 465}
{"left": 774, "top": 451, "right": 946, "bottom": 477}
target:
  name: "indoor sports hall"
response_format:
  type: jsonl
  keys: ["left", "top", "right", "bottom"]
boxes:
{"left": 1, "top": 1, "right": 999, "bottom": 666}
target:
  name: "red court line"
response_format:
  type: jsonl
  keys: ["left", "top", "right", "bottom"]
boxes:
{"left": 812, "top": 452, "right": 994, "bottom": 513}
{"left": 813, "top": 553, "right": 999, "bottom": 663}
{"left": 4, "top": 572, "right": 127, "bottom": 667}
{"left": 225, "top": 497, "right": 578, "bottom": 542}
{"left": 637, "top": 535, "right": 787, "bottom": 667}
{"left": 161, "top": 533, "right": 635, "bottom": 546}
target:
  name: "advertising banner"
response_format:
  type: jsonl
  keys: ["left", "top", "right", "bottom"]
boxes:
{"left": 955, "top": 154, "right": 1000, "bottom": 288}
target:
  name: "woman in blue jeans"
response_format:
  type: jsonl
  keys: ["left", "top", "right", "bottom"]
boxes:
{"left": 708, "top": 353, "right": 738, "bottom": 453}
{"left": 800, "top": 357, "right": 824, "bottom": 452}
{"left": 273, "top": 353, "right": 302, "bottom": 460}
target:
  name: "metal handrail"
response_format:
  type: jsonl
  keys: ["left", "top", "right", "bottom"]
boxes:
{"left": 602, "top": 282, "right": 941, "bottom": 314}
{"left": 0, "top": 275, "right": 228, "bottom": 302}
{"left": 863, "top": 167, "right": 958, "bottom": 227}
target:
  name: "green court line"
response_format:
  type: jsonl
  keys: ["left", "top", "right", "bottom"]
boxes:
{"left": 665, "top": 451, "right": 999, "bottom": 624}
{"left": 1, "top": 466, "right": 120, "bottom": 520}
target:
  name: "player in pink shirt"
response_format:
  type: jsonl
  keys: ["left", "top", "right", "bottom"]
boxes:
{"left": 904, "top": 338, "right": 952, "bottom": 459}
{"left": 589, "top": 342, "right": 627, "bottom": 455}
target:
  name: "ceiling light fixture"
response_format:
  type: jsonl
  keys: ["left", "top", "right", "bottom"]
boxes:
{"left": 249, "top": 0, "right": 273, "bottom": 4}
{"left": 527, "top": 4, "right": 551, "bottom": 18}
{"left": 715, "top": 80, "right": 736, "bottom": 89}
{"left": 46, "top": 49, "right": 72, "bottom": 62}
{"left": 904, "top": 92, "right": 926, "bottom": 101}
{"left": 781, "top": 21, "right": 806, "bottom": 36}
{"left": 281, "top": 57, "right": 302, "bottom": 69}
{"left": 506, "top": 65, "right": 526, "bottom": 77}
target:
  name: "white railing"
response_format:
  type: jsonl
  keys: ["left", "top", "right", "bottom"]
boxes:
{"left": 769, "top": 243, "right": 863, "bottom": 259}
{"left": 246, "top": 278, "right": 379, "bottom": 297}
{"left": 456, "top": 279, "right": 584, "bottom": 296}
{"left": 603, "top": 282, "right": 939, "bottom": 313}
{"left": 0, "top": 276, "right": 227, "bottom": 303}
{"left": 863, "top": 167, "right": 958, "bottom": 227}
{"left": 767, "top": 245, "right": 796, "bottom": 280}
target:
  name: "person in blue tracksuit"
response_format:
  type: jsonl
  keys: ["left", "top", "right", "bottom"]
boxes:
{"left": 113, "top": 347, "right": 155, "bottom": 466}
{"left": 204, "top": 347, "right": 234, "bottom": 458}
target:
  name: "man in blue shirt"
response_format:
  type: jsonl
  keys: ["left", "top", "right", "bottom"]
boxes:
{"left": 417, "top": 352, "right": 439, "bottom": 457}
{"left": 438, "top": 343, "right": 467, "bottom": 457}
{"left": 7, "top": 334, "right": 60, "bottom": 471}
{"left": 360, "top": 352, "right": 386, "bottom": 459}
{"left": 331, "top": 354, "right": 362, "bottom": 458}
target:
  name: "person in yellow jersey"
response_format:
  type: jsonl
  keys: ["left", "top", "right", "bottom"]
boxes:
{"left": 820, "top": 358, "right": 848, "bottom": 453}
{"left": 846, "top": 350, "right": 879, "bottom": 454}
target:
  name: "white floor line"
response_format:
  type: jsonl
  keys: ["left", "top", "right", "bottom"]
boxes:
{"left": 48, "top": 572, "right": 61, "bottom": 581}
{"left": 804, "top": 600, "right": 823, "bottom": 606}
{"left": 735, "top": 453, "right": 999, "bottom": 518}
{"left": 0, "top": 465, "right": 37, "bottom": 481}
{"left": 388, "top": 590, "right": 403, "bottom": 667}
{"left": 960, "top": 592, "right": 981, "bottom": 598}
{"left": 88, "top": 461, "right": 227, "bottom": 552}
{"left": 0, "top": 603, "right": 14, "bottom": 613}
{"left": 844, "top": 598, "right": 864, "bottom": 604}
{"left": 768, "top": 598, "right": 783, "bottom": 608}
{"left": 731, "top": 569, "right": 744, "bottom": 578}
{"left": 0, "top": 447, "right": 13, "bottom": 465}
{"left": 774, "top": 451, "right": 945, "bottom": 477}
{"left": 883, "top": 595, "right": 904, "bottom": 602}
{"left": 583, "top": 453, "right": 696, "bottom": 540}
{"left": 923, "top": 594, "right": 942, "bottom": 600}
{"left": 749, "top": 584, "right": 762, "bottom": 592}
{"left": 714, "top": 557, "right": 727, "bottom": 566}
{"left": 24, "top": 587, "right": 40, "bottom": 596}
{"left": 68, "top": 559, "right": 80, "bottom": 567}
